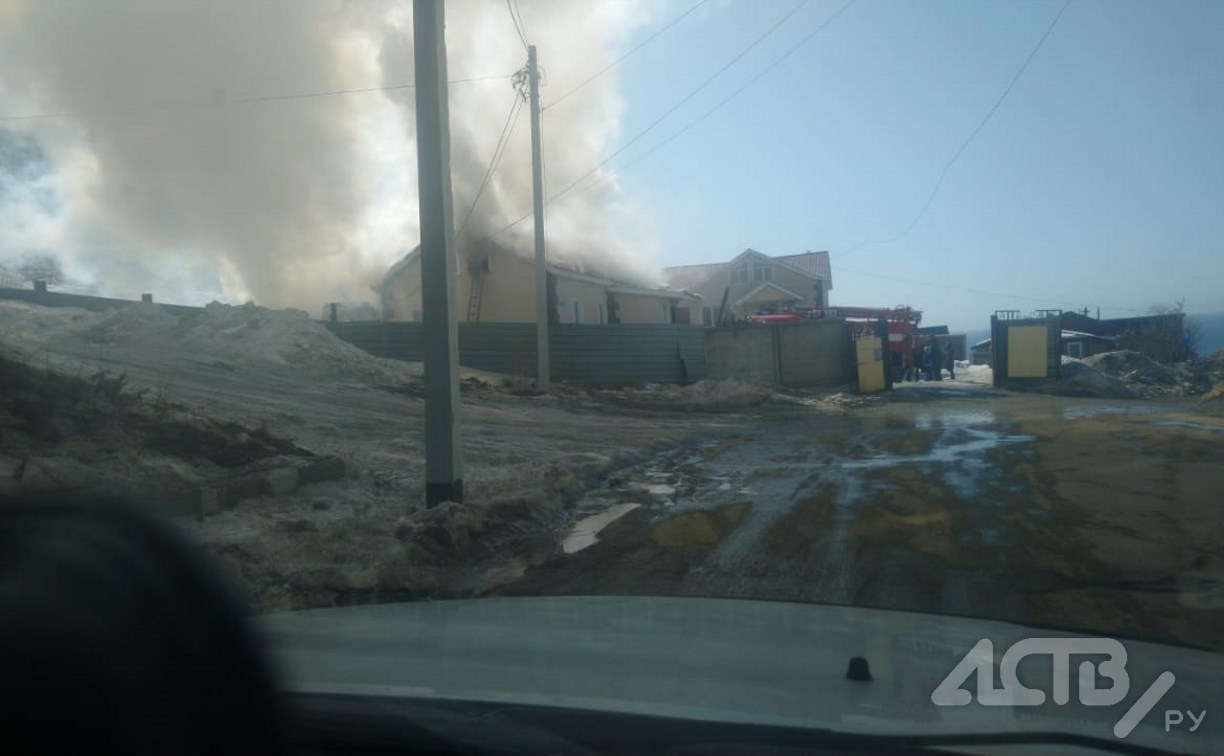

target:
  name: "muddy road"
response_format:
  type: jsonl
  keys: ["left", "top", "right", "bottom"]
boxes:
{"left": 496, "top": 383, "right": 1224, "bottom": 651}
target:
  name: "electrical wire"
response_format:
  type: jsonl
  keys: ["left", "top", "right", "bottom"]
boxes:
{"left": 506, "top": 0, "right": 529, "bottom": 50}
{"left": 559, "top": 0, "right": 857, "bottom": 202}
{"left": 0, "top": 75, "right": 514, "bottom": 122}
{"left": 456, "top": 91, "right": 524, "bottom": 240}
{"left": 841, "top": 0, "right": 1074, "bottom": 259}
{"left": 545, "top": 0, "right": 711, "bottom": 110}
{"left": 512, "top": 0, "right": 530, "bottom": 41}
{"left": 545, "top": 0, "right": 812, "bottom": 207}
{"left": 837, "top": 266, "right": 1149, "bottom": 314}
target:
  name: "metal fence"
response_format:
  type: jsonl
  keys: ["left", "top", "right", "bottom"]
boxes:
{"left": 325, "top": 321, "right": 705, "bottom": 386}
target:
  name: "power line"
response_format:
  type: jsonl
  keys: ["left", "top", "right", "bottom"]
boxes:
{"left": 466, "top": 1, "right": 816, "bottom": 245}
{"left": 506, "top": 0, "right": 529, "bottom": 50}
{"left": 545, "top": 0, "right": 711, "bottom": 110}
{"left": 512, "top": 0, "right": 530, "bottom": 41}
{"left": 560, "top": 0, "right": 857, "bottom": 202}
{"left": 841, "top": 0, "right": 1073, "bottom": 259}
{"left": 546, "top": 0, "right": 812, "bottom": 208}
{"left": 0, "top": 74, "right": 514, "bottom": 122}
{"left": 456, "top": 91, "right": 524, "bottom": 240}
{"left": 837, "top": 266, "right": 1149, "bottom": 314}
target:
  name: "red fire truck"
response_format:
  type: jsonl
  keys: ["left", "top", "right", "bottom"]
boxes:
{"left": 814, "top": 305, "right": 923, "bottom": 380}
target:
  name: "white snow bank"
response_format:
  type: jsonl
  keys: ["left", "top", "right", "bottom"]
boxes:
{"left": 0, "top": 300, "right": 421, "bottom": 384}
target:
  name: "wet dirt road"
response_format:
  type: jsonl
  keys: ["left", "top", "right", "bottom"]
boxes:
{"left": 496, "top": 383, "right": 1224, "bottom": 651}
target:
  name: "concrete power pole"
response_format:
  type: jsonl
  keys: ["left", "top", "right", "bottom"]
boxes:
{"left": 528, "top": 45, "right": 550, "bottom": 389}
{"left": 413, "top": 0, "right": 463, "bottom": 507}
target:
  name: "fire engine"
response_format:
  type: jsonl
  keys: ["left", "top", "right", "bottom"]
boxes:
{"left": 815, "top": 305, "right": 922, "bottom": 379}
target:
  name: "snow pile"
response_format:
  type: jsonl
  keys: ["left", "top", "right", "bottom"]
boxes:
{"left": 1021, "top": 350, "right": 1221, "bottom": 400}
{"left": 82, "top": 301, "right": 179, "bottom": 343}
{"left": 0, "top": 300, "right": 420, "bottom": 384}
{"left": 1083, "top": 350, "right": 1178, "bottom": 386}
{"left": 178, "top": 302, "right": 396, "bottom": 379}
{"left": 813, "top": 391, "right": 881, "bottom": 413}
{"left": 660, "top": 379, "right": 779, "bottom": 407}
{"left": 1041, "top": 360, "right": 1137, "bottom": 399}
{"left": 0, "top": 301, "right": 96, "bottom": 343}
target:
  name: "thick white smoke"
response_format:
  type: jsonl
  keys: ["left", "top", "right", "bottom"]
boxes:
{"left": 0, "top": 0, "right": 662, "bottom": 311}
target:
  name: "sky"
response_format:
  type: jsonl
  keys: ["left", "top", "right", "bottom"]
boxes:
{"left": 0, "top": 0, "right": 1221, "bottom": 332}
{"left": 545, "top": 0, "right": 1224, "bottom": 330}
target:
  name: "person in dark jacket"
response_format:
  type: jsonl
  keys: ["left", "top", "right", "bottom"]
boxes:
{"left": 945, "top": 343, "right": 956, "bottom": 379}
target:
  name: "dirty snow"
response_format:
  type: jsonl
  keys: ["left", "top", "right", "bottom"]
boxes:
{"left": 0, "top": 299, "right": 732, "bottom": 611}
{"left": 0, "top": 300, "right": 422, "bottom": 385}
{"left": 1083, "top": 350, "right": 1178, "bottom": 386}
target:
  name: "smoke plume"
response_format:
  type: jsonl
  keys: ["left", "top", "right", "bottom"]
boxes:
{"left": 0, "top": 0, "right": 662, "bottom": 311}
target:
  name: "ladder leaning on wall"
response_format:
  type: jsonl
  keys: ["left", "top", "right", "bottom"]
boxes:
{"left": 466, "top": 265, "right": 486, "bottom": 322}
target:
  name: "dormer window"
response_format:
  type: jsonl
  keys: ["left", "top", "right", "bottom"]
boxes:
{"left": 730, "top": 265, "right": 749, "bottom": 285}
{"left": 753, "top": 263, "right": 773, "bottom": 282}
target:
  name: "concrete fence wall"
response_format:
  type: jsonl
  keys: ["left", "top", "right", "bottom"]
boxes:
{"left": 776, "top": 319, "right": 851, "bottom": 386}
{"left": 325, "top": 321, "right": 706, "bottom": 386}
{"left": 705, "top": 319, "right": 851, "bottom": 388}
{"left": 705, "top": 326, "right": 779, "bottom": 384}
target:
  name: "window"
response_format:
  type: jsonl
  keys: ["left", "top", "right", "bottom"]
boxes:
{"left": 572, "top": 300, "right": 582, "bottom": 324}
{"left": 1066, "top": 341, "right": 1083, "bottom": 358}
{"left": 729, "top": 266, "right": 748, "bottom": 285}
{"left": 597, "top": 303, "right": 607, "bottom": 324}
{"left": 753, "top": 264, "right": 772, "bottom": 282}
{"left": 702, "top": 306, "right": 714, "bottom": 327}
{"left": 660, "top": 301, "right": 672, "bottom": 324}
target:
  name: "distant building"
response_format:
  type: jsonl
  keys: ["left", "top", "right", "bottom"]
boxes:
{"left": 663, "top": 249, "right": 832, "bottom": 326}
{"left": 379, "top": 244, "right": 699, "bottom": 325}
{"left": 972, "top": 329, "right": 1117, "bottom": 365}
{"left": 1061, "top": 311, "right": 1186, "bottom": 361}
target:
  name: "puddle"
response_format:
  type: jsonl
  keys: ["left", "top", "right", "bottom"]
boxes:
{"left": 914, "top": 410, "right": 996, "bottom": 429}
{"left": 1063, "top": 405, "right": 1165, "bottom": 420}
{"left": 562, "top": 503, "right": 640, "bottom": 554}
{"left": 1148, "top": 420, "right": 1224, "bottom": 435}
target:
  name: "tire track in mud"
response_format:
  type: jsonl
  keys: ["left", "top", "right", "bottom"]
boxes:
{"left": 505, "top": 407, "right": 1046, "bottom": 623}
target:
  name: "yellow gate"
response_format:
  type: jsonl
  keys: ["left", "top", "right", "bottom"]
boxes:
{"left": 1007, "top": 325, "right": 1048, "bottom": 378}
{"left": 855, "top": 334, "right": 886, "bottom": 394}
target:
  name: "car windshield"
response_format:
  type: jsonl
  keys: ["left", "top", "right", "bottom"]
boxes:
{"left": 1, "top": 0, "right": 1221, "bottom": 751}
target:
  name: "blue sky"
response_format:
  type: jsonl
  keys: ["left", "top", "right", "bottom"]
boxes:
{"left": 551, "top": 0, "right": 1224, "bottom": 331}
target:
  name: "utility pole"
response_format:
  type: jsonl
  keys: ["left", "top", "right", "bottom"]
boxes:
{"left": 413, "top": 0, "right": 463, "bottom": 507}
{"left": 527, "top": 44, "right": 550, "bottom": 389}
